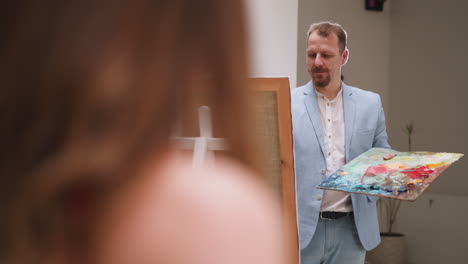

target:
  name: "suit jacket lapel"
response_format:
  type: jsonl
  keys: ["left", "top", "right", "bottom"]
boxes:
{"left": 302, "top": 82, "right": 326, "bottom": 157}
{"left": 343, "top": 83, "right": 355, "bottom": 162}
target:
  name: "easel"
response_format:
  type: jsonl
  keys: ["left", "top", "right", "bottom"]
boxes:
{"left": 170, "top": 106, "right": 228, "bottom": 168}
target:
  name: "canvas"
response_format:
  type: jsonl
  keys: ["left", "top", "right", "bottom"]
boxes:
{"left": 249, "top": 77, "right": 298, "bottom": 264}
{"left": 318, "top": 148, "right": 463, "bottom": 201}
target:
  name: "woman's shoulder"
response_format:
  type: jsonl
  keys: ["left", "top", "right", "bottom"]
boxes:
{"left": 94, "top": 150, "right": 285, "bottom": 264}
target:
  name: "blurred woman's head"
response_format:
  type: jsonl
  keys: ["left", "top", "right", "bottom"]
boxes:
{"left": 1, "top": 0, "right": 255, "bottom": 262}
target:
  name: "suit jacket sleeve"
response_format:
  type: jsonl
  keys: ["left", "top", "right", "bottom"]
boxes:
{"left": 373, "top": 98, "right": 391, "bottom": 149}
{"left": 367, "top": 95, "right": 390, "bottom": 202}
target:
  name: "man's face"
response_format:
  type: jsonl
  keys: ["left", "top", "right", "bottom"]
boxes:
{"left": 306, "top": 31, "right": 348, "bottom": 88}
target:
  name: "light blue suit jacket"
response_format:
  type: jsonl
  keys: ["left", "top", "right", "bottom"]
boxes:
{"left": 291, "top": 81, "right": 390, "bottom": 251}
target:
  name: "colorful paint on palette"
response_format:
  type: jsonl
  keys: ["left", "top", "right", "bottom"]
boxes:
{"left": 317, "top": 148, "right": 463, "bottom": 201}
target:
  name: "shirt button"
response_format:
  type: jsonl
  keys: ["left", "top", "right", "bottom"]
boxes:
{"left": 328, "top": 152, "right": 331, "bottom": 156}
{"left": 327, "top": 103, "right": 330, "bottom": 106}
{"left": 317, "top": 195, "right": 322, "bottom": 201}
{"left": 321, "top": 169, "right": 326, "bottom": 174}
{"left": 328, "top": 119, "right": 331, "bottom": 122}
{"left": 328, "top": 135, "right": 331, "bottom": 139}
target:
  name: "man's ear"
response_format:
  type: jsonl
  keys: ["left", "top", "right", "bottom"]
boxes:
{"left": 341, "top": 49, "right": 349, "bottom": 65}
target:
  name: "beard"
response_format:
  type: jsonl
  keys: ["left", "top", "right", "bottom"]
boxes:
{"left": 311, "top": 69, "right": 331, "bottom": 88}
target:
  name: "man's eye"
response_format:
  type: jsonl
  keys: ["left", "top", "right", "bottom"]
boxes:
{"left": 308, "top": 54, "right": 316, "bottom": 58}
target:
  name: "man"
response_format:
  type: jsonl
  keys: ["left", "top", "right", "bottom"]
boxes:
{"left": 291, "top": 22, "right": 390, "bottom": 264}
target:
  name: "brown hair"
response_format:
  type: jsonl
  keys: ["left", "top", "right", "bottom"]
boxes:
{"left": 307, "top": 21, "right": 348, "bottom": 52}
{"left": 0, "top": 0, "right": 256, "bottom": 262}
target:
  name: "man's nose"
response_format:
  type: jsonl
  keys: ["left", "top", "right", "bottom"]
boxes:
{"left": 315, "top": 54, "right": 324, "bottom": 66}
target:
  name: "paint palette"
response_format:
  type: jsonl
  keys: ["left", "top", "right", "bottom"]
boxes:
{"left": 317, "top": 148, "right": 463, "bottom": 201}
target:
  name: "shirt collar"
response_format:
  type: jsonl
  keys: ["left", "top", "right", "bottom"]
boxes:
{"left": 315, "top": 87, "right": 343, "bottom": 103}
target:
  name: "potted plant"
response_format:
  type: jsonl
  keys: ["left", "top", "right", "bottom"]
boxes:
{"left": 366, "top": 122, "right": 413, "bottom": 264}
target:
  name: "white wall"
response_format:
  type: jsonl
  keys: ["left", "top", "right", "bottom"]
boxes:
{"left": 246, "top": 0, "right": 298, "bottom": 88}
{"left": 388, "top": 1, "right": 468, "bottom": 263}
{"left": 388, "top": 0, "right": 468, "bottom": 195}
{"left": 297, "top": 0, "right": 391, "bottom": 112}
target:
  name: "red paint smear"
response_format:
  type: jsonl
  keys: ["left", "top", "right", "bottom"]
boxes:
{"left": 362, "top": 164, "right": 396, "bottom": 183}
{"left": 401, "top": 166, "right": 434, "bottom": 179}
{"left": 364, "top": 164, "right": 389, "bottom": 176}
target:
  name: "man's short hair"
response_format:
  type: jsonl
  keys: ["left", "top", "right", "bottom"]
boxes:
{"left": 307, "top": 22, "right": 347, "bottom": 53}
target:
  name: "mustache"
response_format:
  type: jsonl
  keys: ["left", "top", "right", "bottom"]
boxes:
{"left": 311, "top": 67, "right": 328, "bottom": 73}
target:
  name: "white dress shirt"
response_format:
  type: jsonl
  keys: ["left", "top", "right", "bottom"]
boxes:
{"left": 315, "top": 88, "right": 353, "bottom": 212}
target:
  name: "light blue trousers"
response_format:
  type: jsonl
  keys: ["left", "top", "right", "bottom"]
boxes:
{"left": 300, "top": 215, "right": 366, "bottom": 264}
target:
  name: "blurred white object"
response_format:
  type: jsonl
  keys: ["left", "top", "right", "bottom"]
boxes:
{"left": 171, "top": 106, "right": 228, "bottom": 168}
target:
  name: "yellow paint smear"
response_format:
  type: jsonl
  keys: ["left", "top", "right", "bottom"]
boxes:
{"left": 427, "top": 162, "right": 445, "bottom": 168}
{"left": 392, "top": 156, "right": 415, "bottom": 162}
{"left": 385, "top": 162, "right": 409, "bottom": 170}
